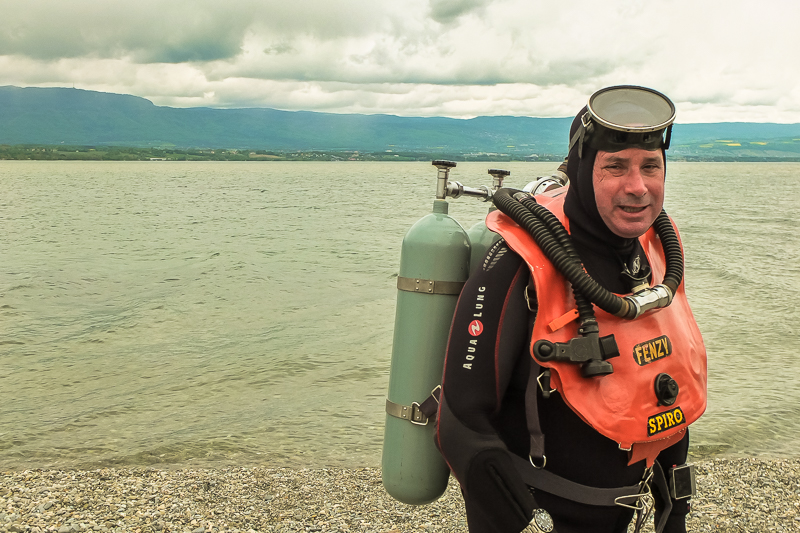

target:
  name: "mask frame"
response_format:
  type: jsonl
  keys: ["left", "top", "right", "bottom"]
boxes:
{"left": 569, "top": 85, "right": 676, "bottom": 157}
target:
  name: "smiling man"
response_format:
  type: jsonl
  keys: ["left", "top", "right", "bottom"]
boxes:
{"left": 592, "top": 148, "right": 666, "bottom": 239}
{"left": 436, "top": 86, "right": 707, "bottom": 533}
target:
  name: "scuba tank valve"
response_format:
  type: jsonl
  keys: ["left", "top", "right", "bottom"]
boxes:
{"left": 466, "top": 168, "right": 510, "bottom": 274}
{"left": 523, "top": 169, "right": 569, "bottom": 196}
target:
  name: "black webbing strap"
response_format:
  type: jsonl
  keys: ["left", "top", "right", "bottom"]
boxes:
{"left": 511, "top": 454, "right": 642, "bottom": 507}
{"left": 512, "top": 451, "right": 673, "bottom": 533}
{"left": 420, "top": 386, "right": 442, "bottom": 418}
{"left": 567, "top": 112, "right": 592, "bottom": 158}
{"left": 525, "top": 362, "right": 546, "bottom": 463}
{"left": 524, "top": 289, "right": 546, "bottom": 464}
{"left": 652, "top": 461, "right": 672, "bottom": 533}
{"left": 629, "top": 461, "right": 673, "bottom": 533}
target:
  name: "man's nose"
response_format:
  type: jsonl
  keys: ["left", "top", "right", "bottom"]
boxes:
{"left": 624, "top": 167, "right": 648, "bottom": 197}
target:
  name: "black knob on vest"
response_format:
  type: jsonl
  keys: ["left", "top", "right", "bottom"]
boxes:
{"left": 654, "top": 373, "right": 679, "bottom": 406}
{"left": 533, "top": 340, "right": 555, "bottom": 361}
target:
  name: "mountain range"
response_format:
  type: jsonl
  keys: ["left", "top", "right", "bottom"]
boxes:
{"left": 2, "top": 85, "right": 800, "bottom": 160}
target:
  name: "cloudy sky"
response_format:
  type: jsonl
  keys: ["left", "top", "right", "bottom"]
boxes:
{"left": 1, "top": 0, "right": 798, "bottom": 122}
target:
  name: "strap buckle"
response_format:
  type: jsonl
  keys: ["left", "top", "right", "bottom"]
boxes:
{"left": 581, "top": 111, "right": 592, "bottom": 129}
{"left": 536, "top": 370, "right": 557, "bottom": 397}
{"left": 525, "top": 283, "right": 537, "bottom": 312}
{"left": 429, "top": 385, "right": 442, "bottom": 405}
{"left": 385, "top": 385, "right": 442, "bottom": 426}
{"left": 408, "top": 402, "right": 428, "bottom": 425}
{"left": 385, "top": 399, "right": 429, "bottom": 425}
{"left": 614, "top": 466, "right": 655, "bottom": 528}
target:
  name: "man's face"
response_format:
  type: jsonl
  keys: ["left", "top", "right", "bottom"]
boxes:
{"left": 592, "top": 148, "right": 665, "bottom": 239}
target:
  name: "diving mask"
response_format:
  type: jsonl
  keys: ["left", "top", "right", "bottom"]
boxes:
{"left": 569, "top": 85, "right": 676, "bottom": 156}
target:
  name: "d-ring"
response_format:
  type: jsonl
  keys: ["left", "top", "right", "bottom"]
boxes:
{"left": 529, "top": 455, "right": 546, "bottom": 469}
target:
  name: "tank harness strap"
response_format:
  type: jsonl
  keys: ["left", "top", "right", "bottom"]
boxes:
{"left": 385, "top": 386, "right": 441, "bottom": 425}
{"left": 525, "top": 362, "right": 546, "bottom": 464}
{"left": 511, "top": 454, "right": 673, "bottom": 533}
{"left": 651, "top": 461, "right": 672, "bottom": 533}
{"left": 512, "top": 453, "right": 641, "bottom": 506}
{"left": 524, "top": 290, "right": 549, "bottom": 464}
{"left": 397, "top": 276, "right": 465, "bottom": 295}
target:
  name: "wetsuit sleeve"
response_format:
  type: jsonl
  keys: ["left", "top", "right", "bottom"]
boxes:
{"left": 654, "top": 431, "right": 691, "bottom": 533}
{"left": 436, "top": 241, "right": 538, "bottom": 533}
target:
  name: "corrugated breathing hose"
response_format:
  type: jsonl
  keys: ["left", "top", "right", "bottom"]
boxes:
{"left": 492, "top": 188, "right": 684, "bottom": 321}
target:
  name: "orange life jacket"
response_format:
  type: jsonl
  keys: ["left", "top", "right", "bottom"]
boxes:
{"left": 486, "top": 188, "right": 707, "bottom": 466}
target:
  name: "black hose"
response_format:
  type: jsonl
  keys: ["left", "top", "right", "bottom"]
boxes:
{"left": 493, "top": 188, "right": 624, "bottom": 316}
{"left": 492, "top": 188, "right": 683, "bottom": 319}
{"left": 651, "top": 210, "right": 684, "bottom": 294}
{"left": 517, "top": 194, "right": 596, "bottom": 326}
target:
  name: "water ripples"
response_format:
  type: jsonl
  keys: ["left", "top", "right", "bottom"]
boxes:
{"left": 1, "top": 161, "right": 798, "bottom": 469}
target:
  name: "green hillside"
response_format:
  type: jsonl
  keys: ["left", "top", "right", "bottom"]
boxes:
{"left": 2, "top": 86, "right": 800, "bottom": 160}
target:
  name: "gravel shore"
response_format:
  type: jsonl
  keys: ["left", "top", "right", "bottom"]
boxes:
{"left": 2, "top": 458, "right": 799, "bottom": 533}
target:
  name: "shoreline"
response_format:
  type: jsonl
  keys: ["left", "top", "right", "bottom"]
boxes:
{"left": 2, "top": 458, "right": 799, "bottom": 533}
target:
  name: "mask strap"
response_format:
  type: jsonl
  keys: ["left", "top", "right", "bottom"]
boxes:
{"left": 568, "top": 112, "right": 593, "bottom": 159}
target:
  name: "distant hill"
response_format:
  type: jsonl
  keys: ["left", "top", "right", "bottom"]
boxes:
{"left": 2, "top": 86, "right": 800, "bottom": 160}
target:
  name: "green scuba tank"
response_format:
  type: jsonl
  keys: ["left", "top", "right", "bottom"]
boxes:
{"left": 382, "top": 163, "right": 471, "bottom": 505}
{"left": 382, "top": 163, "right": 568, "bottom": 504}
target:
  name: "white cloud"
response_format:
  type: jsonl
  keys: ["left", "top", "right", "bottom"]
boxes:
{"left": 1, "top": 0, "right": 799, "bottom": 122}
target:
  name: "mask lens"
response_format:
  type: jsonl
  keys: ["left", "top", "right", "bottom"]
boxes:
{"left": 589, "top": 86, "right": 675, "bottom": 132}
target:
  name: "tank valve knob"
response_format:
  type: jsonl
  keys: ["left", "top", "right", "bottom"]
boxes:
{"left": 488, "top": 169, "right": 510, "bottom": 190}
{"left": 654, "top": 373, "right": 679, "bottom": 406}
{"left": 433, "top": 160, "right": 457, "bottom": 199}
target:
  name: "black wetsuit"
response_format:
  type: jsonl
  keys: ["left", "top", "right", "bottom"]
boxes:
{"left": 435, "top": 235, "right": 691, "bottom": 533}
{"left": 436, "top": 105, "right": 695, "bottom": 533}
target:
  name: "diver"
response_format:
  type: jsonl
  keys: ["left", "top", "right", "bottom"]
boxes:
{"left": 435, "top": 86, "right": 707, "bottom": 533}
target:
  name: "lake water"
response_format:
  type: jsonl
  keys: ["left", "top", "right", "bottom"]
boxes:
{"left": 1, "top": 160, "right": 798, "bottom": 470}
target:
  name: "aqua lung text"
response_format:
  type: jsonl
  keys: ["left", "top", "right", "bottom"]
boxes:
{"left": 463, "top": 287, "right": 486, "bottom": 370}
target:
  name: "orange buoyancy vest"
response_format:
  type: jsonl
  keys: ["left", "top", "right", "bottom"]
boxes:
{"left": 486, "top": 188, "right": 707, "bottom": 467}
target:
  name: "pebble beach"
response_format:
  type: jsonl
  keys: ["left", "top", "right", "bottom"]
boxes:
{"left": 2, "top": 458, "right": 799, "bottom": 533}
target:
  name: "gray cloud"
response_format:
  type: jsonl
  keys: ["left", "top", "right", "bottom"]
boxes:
{"left": 0, "top": 1, "right": 248, "bottom": 62}
{"left": 429, "top": 0, "right": 490, "bottom": 23}
{"left": 0, "top": 0, "right": 397, "bottom": 62}
{"left": 0, "top": 0, "right": 798, "bottom": 122}
{"left": 264, "top": 43, "right": 297, "bottom": 56}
